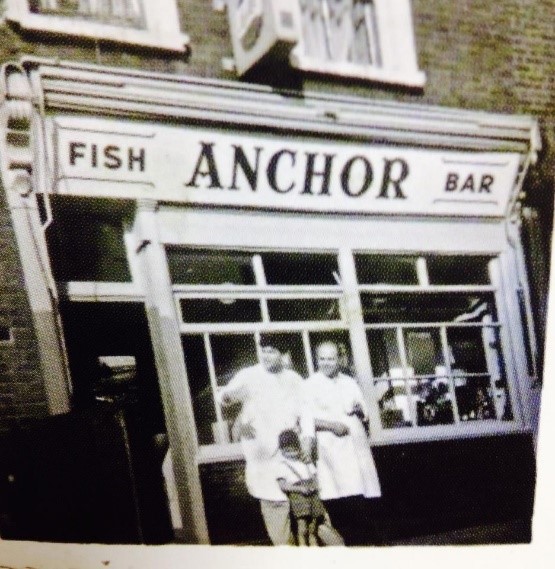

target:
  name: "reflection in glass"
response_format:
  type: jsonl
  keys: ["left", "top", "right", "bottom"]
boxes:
{"left": 168, "top": 248, "right": 256, "bottom": 285}
{"left": 268, "top": 298, "right": 341, "bottom": 322}
{"left": 180, "top": 299, "right": 262, "bottom": 323}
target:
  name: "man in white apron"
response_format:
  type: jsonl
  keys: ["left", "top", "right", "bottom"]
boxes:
{"left": 218, "top": 334, "right": 315, "bottom": 545}
{"left": 304, "top": 341, "right": 382, "bottom": 544}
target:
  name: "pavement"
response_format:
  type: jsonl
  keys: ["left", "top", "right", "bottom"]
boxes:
{"left": 387, "top": 519, "right": 531, "bottom": 546}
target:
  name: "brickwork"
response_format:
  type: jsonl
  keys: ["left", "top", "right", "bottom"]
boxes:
{"left": 0, "top": 0, "right": 553, "bottom": 423}
{"left": 0, "top": 184, "right": 49, "bottom": 432}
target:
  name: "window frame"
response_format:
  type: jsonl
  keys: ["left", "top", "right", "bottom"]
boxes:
{"left": 5, "top": 0, "right": 190, "bottom": 53}
{"left": 166, "top": 240, "right": 523, "bottom": 462}
{"left": 290, "top": 0, "right": 426, "bottom": 88}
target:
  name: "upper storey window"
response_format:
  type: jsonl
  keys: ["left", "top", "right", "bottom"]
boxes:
{"left": 6, "top": 0, "right": 189, "bottom": 52}
{"left": 291, "top": 0, "right": 425, "bottom": 87}
{"left": 31, "top": 1, "right": 145, "bottom": 29}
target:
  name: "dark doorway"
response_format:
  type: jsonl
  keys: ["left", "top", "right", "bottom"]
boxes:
{"left": 55, "top": 301, "right": 172, "bottom": 543}
{"left": 60, "top": 301, "right": 165, "bottom": 433}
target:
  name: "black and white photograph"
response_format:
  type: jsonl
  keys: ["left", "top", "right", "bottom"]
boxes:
{"left": 0, "top": 0, "right": 554, "bottom": 561}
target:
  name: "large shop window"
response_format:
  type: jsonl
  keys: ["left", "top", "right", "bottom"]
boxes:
{"left": 291, "top": 0, "right": 426, "bottom": 87}
{"left": 6, "top": 0, "right": 189, "bottom": 51}
{"left": 169, "top": 248, "right": 513, "bottom": 452}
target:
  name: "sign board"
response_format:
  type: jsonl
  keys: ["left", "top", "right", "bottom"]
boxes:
{"left": 50, "top": 116, "right": 521, "bottom": 218}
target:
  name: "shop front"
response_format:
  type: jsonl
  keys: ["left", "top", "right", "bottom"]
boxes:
{"left": 0, "top": 59, "right": 541, "bottom": 544}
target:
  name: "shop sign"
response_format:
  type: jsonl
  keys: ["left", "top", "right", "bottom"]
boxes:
{"left": 51, "top": 116, "right": 521, "bottom": 217}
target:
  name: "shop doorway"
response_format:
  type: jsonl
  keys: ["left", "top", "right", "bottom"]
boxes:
{"left": 57, "top": 301, "right": 172, "bottom": 543}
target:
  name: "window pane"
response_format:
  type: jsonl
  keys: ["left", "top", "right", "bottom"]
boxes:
{"left": 367, "top": 328, "right": 401, "bottom": 377}
{"left": 362, "top": 293, "right": 497, "bottom": 323}
{"left": 375, "top": 379, "right": 412, "bottom": 429}
{"left": 262, "top": 252, "right": 339, "bottom": 285}
{"left": 211, "top": 334, "right": 259, "bottom": 387}
{"left": 181, "top": 334, "right": 217, "bottom": 446}
{"left": 180, "top": 299, "right": 262, "bottom": 323}
{"left": 404, "top": 329, "right": 444, "bottom": 376}
{"left": 210, "top": 334, "right": 258, "bottom": 443}
{"left": 427, "top": 256, "right": 491, "bottom": 285}
{"left": 355, "top": 255, "right": 419, "bottom": 285}
{"left": 168, "top": 248, "right": 256, "bottom": 285}
{"left": 447, "top": 327, "right": 489, "bottom": 374}
{"left": 268, "top": 298, "right": 341, "bottom": 322}
{"left": 413, "top": 376, "right": 455, "bottom": 426}
{"left": 454, "top": 375, "right": 496, "bottom": 422}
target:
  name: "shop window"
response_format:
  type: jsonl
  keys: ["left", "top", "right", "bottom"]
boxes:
{"left": 6, "top": 0, "right": 189, "bottom": 52}
{"left": 173, "top": 247, "right": 347, "bottom": 449}
{"left": 291, "top": 0, "right": 426, "bottom": 87}
{"left": 175, "top": 247, "right": 514, "bottom": 449}
{"left": 361, "top": 255, "right": 511, "bottom": 430}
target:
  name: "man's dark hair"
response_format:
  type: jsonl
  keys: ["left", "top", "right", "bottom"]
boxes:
{"left": 278, "top": 429, "right": 301, "bottom": 451}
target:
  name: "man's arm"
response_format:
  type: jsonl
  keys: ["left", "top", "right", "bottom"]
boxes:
{"left": 315, "top": 418, "right": 349, "bottom": 437}
{"left": 217, "top": 371, "right": 247, "bottom": 407}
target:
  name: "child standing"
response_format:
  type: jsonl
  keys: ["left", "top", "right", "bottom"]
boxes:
{"left": 276, "top": 429, "right": 326, "bottom": 546}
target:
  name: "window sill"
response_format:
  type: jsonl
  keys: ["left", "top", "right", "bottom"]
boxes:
{"left": 197, "top": 422, "right": 526, "bottom": 463}
{"left": 7, "top": 12, "right": 190, "bottom": 53}
{"left": 290, "top": 54, "right": 426, "bottom": 89}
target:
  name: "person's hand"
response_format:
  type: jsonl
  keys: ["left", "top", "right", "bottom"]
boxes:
{"left": 239, "top": 421, "right": 256, "bottom": 440}
{"left": 349, "top": 402, "right": 365, "bottom": 420}
{"left": 331, "top": 421, "right": 349, "bottom": 437}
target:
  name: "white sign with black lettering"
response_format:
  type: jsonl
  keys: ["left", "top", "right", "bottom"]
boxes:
{"left": 51, "top": 116, "right": 521, "bottom": 217}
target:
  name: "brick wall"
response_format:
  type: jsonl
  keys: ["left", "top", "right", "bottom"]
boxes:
{"left": 0, "top": 183, "right": 49, "bottom": 433}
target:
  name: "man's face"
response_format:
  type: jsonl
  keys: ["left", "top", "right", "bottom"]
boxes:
{"left": 317, "top": 344, "right": 340, "bottom": 378}
{"left": 260, "top": 346, "right": 283, "bottom": 373}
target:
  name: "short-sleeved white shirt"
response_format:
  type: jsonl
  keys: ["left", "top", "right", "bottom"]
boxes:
{"left": 304, "top": 371, "right": 382, "bottom": 500}
{"left": 218, "top": 364, "right": 314, "bottom": 501}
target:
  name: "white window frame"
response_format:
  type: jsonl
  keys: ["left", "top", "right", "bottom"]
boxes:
{"left": 290, "top": 0, "right": 426, "bottom": 88}
{"left": 5, "top": 0, "right": 190, "bottom": 53}
{"left": 150, "top": 208, "right": 527, "bottom": 463}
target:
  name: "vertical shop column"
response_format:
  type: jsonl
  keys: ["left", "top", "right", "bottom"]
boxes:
{"left": 132, "top": 199, "right": 209, "bottom": 544}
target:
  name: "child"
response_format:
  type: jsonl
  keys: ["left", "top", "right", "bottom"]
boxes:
{"left": 276, "top": 429, "right": 326, "bottom": 546}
